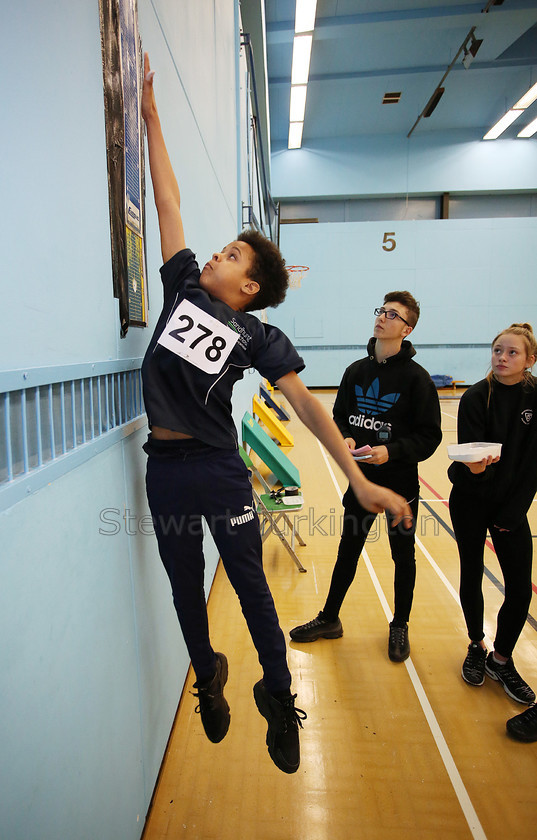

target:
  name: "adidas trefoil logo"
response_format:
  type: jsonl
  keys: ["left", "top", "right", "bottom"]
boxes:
{"left": 355, "top": 378, "right": 400, "bottom": 416}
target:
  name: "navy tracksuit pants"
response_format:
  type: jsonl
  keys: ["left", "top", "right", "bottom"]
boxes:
{"left": 145, "top": 438, "right": 291, "bottom": 693}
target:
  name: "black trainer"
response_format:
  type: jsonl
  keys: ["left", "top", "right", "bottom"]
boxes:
{"left": 191, "top": 652, "right": 230, "bottom": 743}
{"left": 388, "top": 621, "right": 410, "bottom": 662}
{"left": 289, "top": 611, "right": 343, "bottom": 642}
{"left": 253, "top": 680, "right": 307, "bottom": 774}
{"left": 485, "top": 652, "right": 536, "bottom": 704}
{"left": 506, "top": 703, "right": 537, "bottom": 742}
{"left": 461, "top": 642, "right": 487, "bottom": 686}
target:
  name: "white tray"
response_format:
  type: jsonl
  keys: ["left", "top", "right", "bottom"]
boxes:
{"left": 282, "top": 495, "right": 303, "bottom": 506}
{"left": 447, "top": 442, "right": 502, "bottom": 462}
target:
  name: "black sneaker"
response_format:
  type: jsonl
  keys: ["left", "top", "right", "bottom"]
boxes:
{"left": 461, "top": 642, "right": 487, "bottom": 686}
{"left": 506, "top": 703, "right": 537, "bottom": 742}
{"left": 485, "top": 652, "right": 536, "bottom": 704}
{"left": 289, "top": 611, "right": 343, "bottom": 642}
{"left": 191, "top": 652, "right": 230, "bottom": 743}
{"left": 253, "top": 681, "right": 307, "bottom": 774}
{"left": 388, "top": 621, "right": 410, "bottom": 662}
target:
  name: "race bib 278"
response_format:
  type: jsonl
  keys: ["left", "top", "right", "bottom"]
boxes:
{"left": 157, "top": 299, "right": 239, "bottom": 374}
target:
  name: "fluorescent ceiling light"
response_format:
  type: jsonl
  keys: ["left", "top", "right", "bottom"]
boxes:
{"left": 288, "top": 122, "right": 304, "bottom": 150}
{"left": 291, "top": 34, "right": 313, "bottom": 85}
{"left": 513, "top": 81, "right": 537, "bottom": 110}
{"left": 518, "top": 115, "right": 537, "bottom": 138}
{"left": 295, "top": 0, "right": 317, "bottom": 33}
{"left": 288, "top": 5, "right": 316, "bottom": 149}
{"left": 290, "top": 85, "right": 308, "bottom": 122}
{"left": 483, "top": 109, "right": 523, "bottom": 140}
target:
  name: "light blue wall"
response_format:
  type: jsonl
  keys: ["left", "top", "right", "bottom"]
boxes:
{"left": 1, "top": 0, "right": 243, "bottom": 371}
{"left": 271, "top": 131, "right": 537, "bottom": 200}
{"left": 0, "top": 2, "right": 257, "bottom": 839}
{"left": 272, "top": 217, "right": 537, "bottom": 386}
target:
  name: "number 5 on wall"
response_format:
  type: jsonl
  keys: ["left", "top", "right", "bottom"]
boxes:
{"left": 382, "top": 232, "right": 396, "bottom": 252}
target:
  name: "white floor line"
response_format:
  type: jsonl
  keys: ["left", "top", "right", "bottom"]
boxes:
{"left": 311, "top": 556, "right": 320, "bottom": 596}
{"left": 363, "top": 551, "right": 487, "bottom": 840}
{"left": 316, "top": 439, "right": 488, "bottom": 840}
{"left": 415, "top": 535, "right": 493, "bottom": 649}
{"left": 415, "top": 535, "right": 461, "bottom": 603}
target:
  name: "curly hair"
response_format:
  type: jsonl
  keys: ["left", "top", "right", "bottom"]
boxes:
{"left": 237, "top": 229, "right": 289, "bottom": 312}
{"left": 383, "top": 291, "right": 420, "bottom": 327}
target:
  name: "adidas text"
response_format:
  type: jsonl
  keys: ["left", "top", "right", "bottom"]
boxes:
{"left": 348, "top": 415, "right": 393, "bottom": 431}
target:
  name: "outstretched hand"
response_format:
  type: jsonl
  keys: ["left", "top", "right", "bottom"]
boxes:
{"left": 141, "top": 52, "right": 156, "bottom": 123}
{"left": 356, "top": 483, "right": 413, "bottom": 529}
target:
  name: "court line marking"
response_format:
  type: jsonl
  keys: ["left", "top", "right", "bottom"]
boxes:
{"left": 316, "top": 439, "right": 488, "bottom": 840}
{"left": 363, "top": 555, "right": 488, "bottom": 840}
{"left": 414, "top": 532, "right": 493, "bottom": 650}
{"left": 420, "top": 474, "right": 497, "bottom": 553}
{"left": 419, "top": 475, "right": 537, "bottom": 598}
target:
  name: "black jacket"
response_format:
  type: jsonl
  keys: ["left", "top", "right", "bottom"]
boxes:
{"left": 141, "top": 250, "right": 304, "bottom": 449}
{"left": 448, "top": 376, "right": 537, "bottom": 530}
{"left": 333, "top": 338, "right": 442, "bottom": 487}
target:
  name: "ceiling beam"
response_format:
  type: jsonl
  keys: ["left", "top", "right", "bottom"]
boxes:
{"left": 266, "top": 0, "right": 534, "bottom": 40}
{"left": 268, "top": 57, "right": 537, "bottom": 86}
{"left": 268, "top": 4, "right": 484, "bottom": 36}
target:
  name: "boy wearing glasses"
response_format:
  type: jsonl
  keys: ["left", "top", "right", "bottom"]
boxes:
{"left": 290, "top": 292, "right": 441, "bottom": 662}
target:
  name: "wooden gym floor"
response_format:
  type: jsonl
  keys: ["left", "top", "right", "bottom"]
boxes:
{"left": 142, "top": 390, "right": 537, "bottom": 840}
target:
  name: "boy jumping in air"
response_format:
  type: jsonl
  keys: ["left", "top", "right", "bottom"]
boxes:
{"left": 140, "top": 55, "right": 412, "bottom": 774}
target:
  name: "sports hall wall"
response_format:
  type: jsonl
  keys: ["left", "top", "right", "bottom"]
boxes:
{"left": 0, "top": 2, "right": 256, "bottom": 839}
{"left": 270, "top": 135, "right": 537, "bottom": 387}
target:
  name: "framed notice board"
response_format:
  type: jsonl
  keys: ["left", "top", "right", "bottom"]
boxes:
{"left": 99, "top": 0, "right": 147, "bottom": 335}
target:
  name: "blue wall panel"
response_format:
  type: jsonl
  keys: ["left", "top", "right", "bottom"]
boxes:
{"left": 0, "top": 445, "right": 146, "bottom": 840}
{"left": 271, "top": 218, "right": 537, "bottom": 386}
{"left": 272, "top": 132, "right": 537, "bottom": 201}
{"left": 0, "top": 2, "right": 255, "bottom": 839}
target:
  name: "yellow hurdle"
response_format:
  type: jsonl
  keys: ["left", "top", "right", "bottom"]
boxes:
{"left": 252, "top": 394, "right": 294, "bottom": 447}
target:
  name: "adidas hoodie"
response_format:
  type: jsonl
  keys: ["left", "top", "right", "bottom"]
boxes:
{"left": 333, "top": 338, "right": 442, "bottom": 485}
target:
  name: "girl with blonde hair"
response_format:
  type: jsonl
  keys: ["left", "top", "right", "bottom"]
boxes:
{"left": 448, "top": 324, "right": 537, "bottom": 740}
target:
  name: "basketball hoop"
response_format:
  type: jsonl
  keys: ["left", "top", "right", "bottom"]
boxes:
{"left": 287, "top": 265, "right": 309, "bottom": 289}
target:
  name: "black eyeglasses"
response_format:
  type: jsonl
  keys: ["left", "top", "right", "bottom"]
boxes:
{"left": 374, "top": 307, "right": 410, "bottom": 326}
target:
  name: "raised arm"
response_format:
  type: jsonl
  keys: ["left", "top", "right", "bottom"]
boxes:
{"left": 275, "top": 372, "right": 413, "bottom": 527}
{"left": 141, "top": 53, "right": 186, "bottom": 262}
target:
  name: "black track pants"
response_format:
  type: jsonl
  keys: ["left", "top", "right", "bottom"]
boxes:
{"left": 145, "top": 442, "right": 291, "bottom": 692}
{"left": 449, "top": 486, "right": 533, "bottom": 657}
